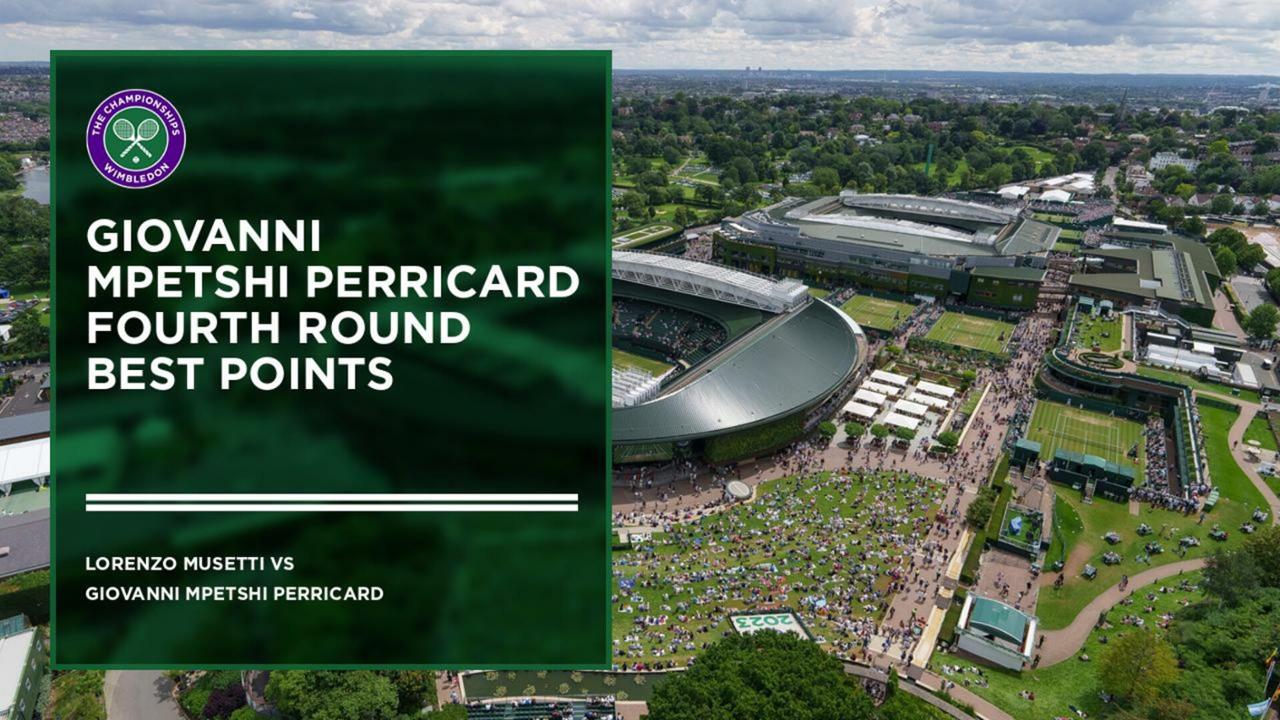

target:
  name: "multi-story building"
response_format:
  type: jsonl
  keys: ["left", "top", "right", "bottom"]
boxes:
{"left": 716, "top": 192, "right": 1056, "bottom": 310}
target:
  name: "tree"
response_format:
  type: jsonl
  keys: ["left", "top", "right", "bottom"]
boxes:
{"left": 936, "top": 431, "right": 960, "bottom": 449}
{"left": 1210, "top": 194, "right": 1234, "bottom": 214}
{"left": 646, "top": 632, "right": 874, "bottom": 720}
{"left": 380, "top": 671, "right": 434, "bottom": 715}
{"left": 844, "top": 421, "right": 866, "bottom": 438}
{"left": 811, "top": 166, "right": 840, "bottom": 191}
{"left": 870, "top": 424, "right": 890, "bottom": 441}
{"left": 1239, "top": 242, "right": 1268, "bottom": 269}
{"left": 1080, "top": 141, "right": 1108, "bottom": 169}
{"left": 1203, "top": 546, "right": 1264, "bottom": 606}
{"left": 7, "top": 309, "right": 46, "bottom": 356}
{"left": 1179, "top": 216, "right": 1205, "bottom": 237}
{"left": 1208, "top": 226, "right": 1248, "bottom": 253}
{"left": 1268, "top": 268, "right": 1280, "bottom": 299}
{"left": 893, "top": 426, "right": 915, "bottom": 441}
{"left": 50, "top": 670, "right": 107, "bottom": 720}
{"left": 965, "top": 485, "right": 998, "bottom": 529}
{"left": 1213, "top": 245, "right": 1238, "bottom": 277}
{"left": 265, "top": 671, "right": 397, "bottom": 720}
{"left": 817, "top": 421, "right": 837, "bottom": 440}
{"left": 1098, "top": 629, "right": 1179, "bottom": 707}
{"left": 1245, "top": 304, "right": 1279, "bottom": 339}
{"left": 203, "top": 683, "right": 248, "bottom": 719}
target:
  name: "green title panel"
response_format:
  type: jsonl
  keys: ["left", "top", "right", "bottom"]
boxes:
{"left": 52, "top": 51, "right": 610, "bottom": 667}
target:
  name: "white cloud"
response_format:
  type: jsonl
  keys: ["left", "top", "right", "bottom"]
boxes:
{"left": 0, "top": 0, "right": 1276, "bottom": 74}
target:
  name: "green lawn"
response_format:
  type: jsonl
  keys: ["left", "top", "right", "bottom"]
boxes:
{"left": 1052, "top": 241, "right": 1080, "bottom": 254}
{"left": 1007, "top": 145, "right": 1055, "bottom": 172}
{"left": 612, "top": 348, "right": 673, "bottom": 376}
{"left": 1057, "top": 229, "right": 1084, "bottom": 240}
{"left": 839, "top": 294, "right": 915, "bottom": 332}
{"left": 935, "top": 572, "right": 1206, "bottom": 720}
{"left": 1196, "top": 400, "right": 1268, "bottom": 510}
{"left": 807, "top": 287, "right": 830, "bottom": 300}
{"left": 958, "top": 383, "right": 987, "bottom": 418}
{"left": 1043, "top": 493, "right": 1083, "bottom": 570}
{"left": 911, "top": 159, "right": 970, "bottom": 188}
{"left": 613, "top": 471, "right": 945, "bottom": 666}
{"left": 1074, "top": 314, "right": 1122, "bottom": 353}
{"left": 1025, "top": 400, "right": 1146, "bottom": 477}
{"left": 1243, "top": 414, "right": 1278, "bottom": 452}
{"left": 1134, "top": 365, "right": 1260, "bottom": 404}
{"left": 924, "top": 312, "right": 1014, "bottom": 355}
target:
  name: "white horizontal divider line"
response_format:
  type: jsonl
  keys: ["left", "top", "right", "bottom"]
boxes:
{"left": 85, "top": 503, "right": 580, "bottom": 513}
{"left": 85, "top": 493, "right": 579, "bottom": 503}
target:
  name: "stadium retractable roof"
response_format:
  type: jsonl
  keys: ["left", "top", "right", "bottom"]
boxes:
{"left": 839, "top": 192, "right": 1017, "bottom": 225}
{"left": 613, "top": 251, "right": 809, "bottom": 314}
{"left": 613, "top": 299, "right": 864, "bottom": 444}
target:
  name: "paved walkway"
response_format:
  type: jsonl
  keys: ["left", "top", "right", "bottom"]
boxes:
{"left": 1037, "top": 392, "right": 1280, "bottom": 668}
{"left": 1036, "top": 558, "right": 1206, "bottom": 666}
{"left": 105, "top": 671, "right": 183, "bottom": 720}
{"left": 916, "top": 670, "right": 1014, "bottom": 720}
{"left": 1221, "top": 398, "right": 1280, "bottom": 522}
{"left": 845, "top": 663, "right": 982, "bottom": 720}
{"left": 1212, "top": 288, "right": 1247, "bottom": 339}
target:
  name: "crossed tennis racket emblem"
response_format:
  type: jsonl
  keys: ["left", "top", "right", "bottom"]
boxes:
{"left": 111, "top": 116, "right": 161, "bottom": 160}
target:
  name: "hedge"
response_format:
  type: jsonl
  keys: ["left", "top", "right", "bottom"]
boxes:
{"left": 939, "top": 588, "right": 967, "bottom": 644}
{"left": 0, "top": 569, "right": 49, "bottom": 625}
{"left": 704, "top": 413, "right": 806, "bottom": 463}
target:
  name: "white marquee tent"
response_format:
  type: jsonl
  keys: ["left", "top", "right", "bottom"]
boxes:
{"left": 882, "top": 413, "right": 921, "bottom": 431}
{"left": 854, "top": 388, "right": 888, "bottom": 407}
{"left": 842, "top": 401, "right": 879, "bottom": 419}
{"left": 0, "top": 437, "right": 49, "bottom": 494}
{"left": 916, "top": 381, "right": 957, "bottom": 399}
{"left": 861, "top": 380, "right": 901, "bottom": 397}
{"left": 893, "top": 399, "right": 929, "bottom": 417}
{"left": 907, "top": 392, "right": 949, "bottom": 410}
{"left": 870, "top": 369, "right": 909, "bottom": 387}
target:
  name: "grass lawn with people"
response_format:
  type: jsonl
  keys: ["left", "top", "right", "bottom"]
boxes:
{"left": 924, "top": 312, "right": 1014, "bottom": 355}
{"left": 612, "top": 348, "right": 673, "bottom": 376}
{"left": 934, "top": 572, "right": 1206, "bottom": 720}
{"left": 839, "top": 294, "right": 916, "bottom": 332}
{"left": 612, "top": 471, "right": 946, "bottom": 666}
{"left": 1074, "top": 314, "right": 1122, "bottom": 353}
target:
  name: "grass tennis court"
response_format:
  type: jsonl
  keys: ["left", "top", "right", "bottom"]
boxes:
{"left": 839, "top": 295, "right": 915, "bottom": 331}
{"left": 1025, "top": 400, "right": 1145, "bottom": 475}
{"left": 612, "top": 348, "right": 672, "bottom": 376}
{"left": 924, "top": 312, "right": 1014, "bottom": 354}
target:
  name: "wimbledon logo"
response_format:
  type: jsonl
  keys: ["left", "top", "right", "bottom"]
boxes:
{"left": 86, "top": 89, "right": 185, "bottom": 189}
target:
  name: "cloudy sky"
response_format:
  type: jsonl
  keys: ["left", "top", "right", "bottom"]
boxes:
{"left": 1, "top": 0, "right": 1278, "bottom": 75}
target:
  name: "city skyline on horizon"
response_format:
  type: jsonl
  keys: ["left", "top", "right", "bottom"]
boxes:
{"left": 0, "top": 0, "right": 1278, "bottom": 75}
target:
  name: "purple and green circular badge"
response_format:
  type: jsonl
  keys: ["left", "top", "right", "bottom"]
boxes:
{"left": 85, "top": 89, "right": 185, "bottom": 189}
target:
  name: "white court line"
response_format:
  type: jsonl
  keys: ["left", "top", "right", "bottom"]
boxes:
{"left": 86, "top": 493, "right": 578, "bottom": 502}
{"left": 85, "top": 503, "right": 580, "bottom": 513}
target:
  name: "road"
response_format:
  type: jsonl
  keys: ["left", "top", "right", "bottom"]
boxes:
{"left": 105, "top": 671, "right": 183, "bottom": 720}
